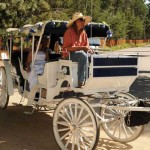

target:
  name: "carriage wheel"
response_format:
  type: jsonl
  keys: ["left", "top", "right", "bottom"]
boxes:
{"left": 53, "top": 97, "right": 99, "bottom": 150}
{"left": 0, "top": 67, "right": 9, "bottom": 109}
{"left": 101, "top": 92, "right": 143, "bottom": 142}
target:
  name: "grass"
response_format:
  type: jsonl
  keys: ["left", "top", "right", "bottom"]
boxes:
{"left": 103, "top": 42, "right": 150, "bottom": 51}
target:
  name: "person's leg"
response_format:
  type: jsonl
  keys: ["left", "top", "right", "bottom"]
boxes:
{"left": 70, "top": 51, "right": 87, "bottom": 85}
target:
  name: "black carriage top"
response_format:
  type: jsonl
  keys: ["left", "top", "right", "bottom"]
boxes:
{"left": 15, "top": 20, "right": 110, "bottom": 38}
{"left": 43, "top": 20, "right": 110, "bottom": 37}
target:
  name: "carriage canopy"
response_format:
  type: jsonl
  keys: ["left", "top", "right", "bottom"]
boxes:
{"left": 17, "top": 20, "right": 110, "bottom": 38}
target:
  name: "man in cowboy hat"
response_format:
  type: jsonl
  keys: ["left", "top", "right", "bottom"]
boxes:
{"left": 62, "top": 12, "right": 93, "bottom": 87}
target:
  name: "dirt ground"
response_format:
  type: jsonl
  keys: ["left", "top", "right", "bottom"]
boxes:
{"left": 0, "top": 46, "right": 150, "bottom": 150}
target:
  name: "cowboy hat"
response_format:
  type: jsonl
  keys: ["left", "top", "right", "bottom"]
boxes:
{"left": 67, "top": 12, "right": 92, "bottom": 27}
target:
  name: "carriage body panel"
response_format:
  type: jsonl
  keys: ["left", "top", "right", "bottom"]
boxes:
{"left": 83, "top": 54, "right": 138, "bottom": 93}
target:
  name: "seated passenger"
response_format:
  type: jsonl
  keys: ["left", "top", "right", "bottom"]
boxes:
{"left": 62, "top": 12, "right": 94, "bottom": 87}
{"left": 49, "top": 33, "right": 59, "bottom": 53}
{"left": 54, "top": 41, "right": 61, "bottom": 54}
{"left": 41, "top": 35, "right": 51, "bottom": 52}
{"left": 26, "top": 38, "right": 49, "bottom": 90}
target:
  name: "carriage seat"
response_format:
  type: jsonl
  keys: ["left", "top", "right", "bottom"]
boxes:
{"left": 49, "top": 53, "right": 62, "bottom": 62}
{"left": 88, "top": 37, "right": 100, "bottom": 46}
{"left": 88, "top": 37, "right": 101, "bottom": 50}
{"left": 58, "top": 59, "right": 78, "bottom": 87}
{"left": 38, "top": 61, "right": 59, "bottom": 88}
{"left": 38, "top": 60, "right": 78, "bottom": 88}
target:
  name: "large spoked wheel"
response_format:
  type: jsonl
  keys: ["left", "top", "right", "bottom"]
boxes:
{"left": 0, "top": 67, "right": 9, "bottom": 109}
{"left": 101, "top": 92, "right": 143, "bottom": 142}
{"left": 53, "top": 97, "right": 99, "bottom": 150}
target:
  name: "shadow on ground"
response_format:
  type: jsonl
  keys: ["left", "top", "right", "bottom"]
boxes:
{"left": 0, "top": 105, "right": 59, "bottom": 150}
{"left": 130, "top": 75, "right": 150, "bottom": 99}
{"left": 96, "top": 138, "right": 132, "bottom": 150}
{"left": 0, "top": 104, "right": 135, "bottom": 150}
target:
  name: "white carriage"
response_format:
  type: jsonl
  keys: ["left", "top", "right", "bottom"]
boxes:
{"left": 0, "top": 20, "right": 150, "bottom": 150}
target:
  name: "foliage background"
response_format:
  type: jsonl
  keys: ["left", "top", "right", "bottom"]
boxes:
{"left": 0, "top": 0, "right": 150, "bottom": 39}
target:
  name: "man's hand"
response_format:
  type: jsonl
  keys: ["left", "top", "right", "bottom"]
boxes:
{"left": 82, "top": 46, "right": 94, "bottom": 54}
{"left": 87, "top": 49, "right": 94, "bottom": 54}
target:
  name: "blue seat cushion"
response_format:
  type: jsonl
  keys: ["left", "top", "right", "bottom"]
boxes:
{"left": 88, "top": 37, "right": 100, "bottom": 46}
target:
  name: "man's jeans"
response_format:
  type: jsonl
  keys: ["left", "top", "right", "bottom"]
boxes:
{"left": 70, "top": 51, "right": 87, "bottom": 84}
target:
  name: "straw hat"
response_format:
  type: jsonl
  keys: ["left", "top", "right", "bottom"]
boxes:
{"left": 67, "top": 12, "right": 92, "bottom": 27}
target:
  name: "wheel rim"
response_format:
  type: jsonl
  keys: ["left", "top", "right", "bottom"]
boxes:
{"left": 0, "top": 67, "right": 8, "bottom": 108}
{"left": 53, "top": 98, "right": 98, "bottom": 150}
{"left": 101, "top": 92, "right": 143, "bottom": 142}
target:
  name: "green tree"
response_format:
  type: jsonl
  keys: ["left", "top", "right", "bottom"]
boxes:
{"left": 0, "top": 0, "right": 150, "bottom": 40}
{"left": 110, "top": 12, "right": 128, "bottom": 39}
{"left": 0, "top": 0, "right": 51, "bottom": 29}
{"left": 99, "top": 0, "right": 148, "bottom": 39}
{"left": 145, "top": 0, "right": 150, "bottom": 38}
